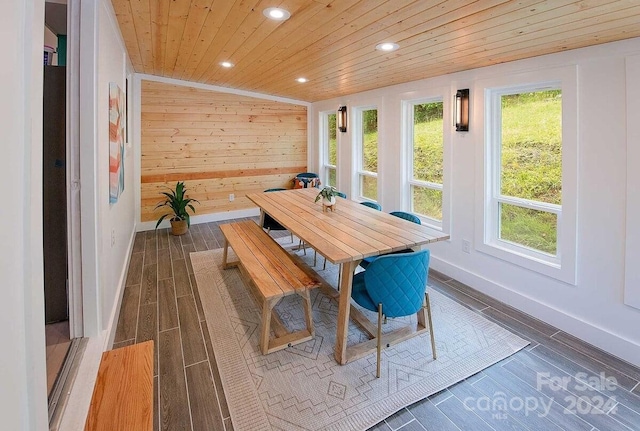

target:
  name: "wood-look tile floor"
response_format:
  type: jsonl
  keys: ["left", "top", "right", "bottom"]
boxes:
{"left": 114, "top": 218, "right": 640, "bottom": 431}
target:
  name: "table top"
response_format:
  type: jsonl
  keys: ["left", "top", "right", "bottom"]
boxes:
{"left": 247, "top": 188, "right": 450, "bottom": 264}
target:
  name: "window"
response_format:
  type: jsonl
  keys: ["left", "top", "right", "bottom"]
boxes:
{"left": 481, "top": 75, "right": 577, "bottom": 283}
{"left": 321, "top": 112, "right": 337, "bottom": 187}
{"left": 489, "top": 86, "right": 562, "bottom": 257}
{"left": 356, "top": 107, "right": 378, "bottom": 201}
{"left": 407, "top": 99, "right": 444, "bottom": 227}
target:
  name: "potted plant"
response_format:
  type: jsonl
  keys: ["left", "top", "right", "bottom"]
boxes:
{"left": 315, "top": 186, "right": 339, "bottom": 212}
{"left": 155, "top": 181, "right": 199, "bottom": 235}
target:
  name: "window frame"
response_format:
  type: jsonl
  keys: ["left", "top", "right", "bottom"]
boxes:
{"left": 476, "top": 67, "right": 578, "bottom": 285}
{"left": 319, "top": 110, "right": 337, "bottom": 188}
{"left": 354, "top": 105, "right": 379, "bottom": 202}
{"left": 403, "top": 96, "right": 448, "bottom": 231}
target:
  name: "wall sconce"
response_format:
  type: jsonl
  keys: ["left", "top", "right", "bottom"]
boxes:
{"left": 337, "top": 106, "right": 347, "bottom": 133}
{"left": 454, "top": 89, "right": 469, "bottom": 132}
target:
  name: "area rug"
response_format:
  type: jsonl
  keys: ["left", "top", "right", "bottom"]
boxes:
{"left": 191, "top": 246, "right": 528, "bottom": 431}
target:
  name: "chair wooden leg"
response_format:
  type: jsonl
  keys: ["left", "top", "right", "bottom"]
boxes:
{"left": 377, "top": 303, "right": 383, "bottom": 378}
{"left": 426, "top": 292, "right": 436, "bottom": 360}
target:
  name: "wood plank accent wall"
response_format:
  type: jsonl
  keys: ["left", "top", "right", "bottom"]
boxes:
{"left": 141, "top": 80, "right": 308, "bottom": 222}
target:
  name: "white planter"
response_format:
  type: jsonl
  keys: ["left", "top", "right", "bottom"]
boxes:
{"left": 322, "top": 196, "right": 336, "bottom": 212}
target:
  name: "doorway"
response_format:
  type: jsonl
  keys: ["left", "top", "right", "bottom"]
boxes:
{"left": 43, "top": 1, "right": 84, "bottom": 422}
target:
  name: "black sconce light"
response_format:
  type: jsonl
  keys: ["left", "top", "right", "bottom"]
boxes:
{"left": 337, "top": 106, "right": 347, "bottom": 133}
{"left": 454, "top": 89, "right": 470, "bottom": 132}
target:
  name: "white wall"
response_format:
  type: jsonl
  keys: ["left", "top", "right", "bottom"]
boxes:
{"left": 0, "top": 0, "right": 49, "bottom": 429}
{"left": 311, "top": 38, "right": 640, "bottom": 367}
{"left": 96, "top": 0, "right": 136, "bottom": 336}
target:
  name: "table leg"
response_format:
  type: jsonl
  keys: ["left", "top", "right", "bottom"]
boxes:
{"left": 335, "top": 260, "right": 359, "bottom": 365}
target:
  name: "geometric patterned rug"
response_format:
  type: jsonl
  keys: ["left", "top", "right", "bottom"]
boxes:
{"left": 191, "top": 247, "right": 528, "bottom": 431}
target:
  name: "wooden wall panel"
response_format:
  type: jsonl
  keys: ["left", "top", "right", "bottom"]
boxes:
{"left": 141, "top": 80, "right": 307, "bottom": 222}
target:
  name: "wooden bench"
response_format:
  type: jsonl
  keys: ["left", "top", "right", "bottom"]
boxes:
{"left": 220, "top": 220, "right": 320, "bottom": 354}
{"left": 84, "top": 341, "right": 153, "bottom": 431}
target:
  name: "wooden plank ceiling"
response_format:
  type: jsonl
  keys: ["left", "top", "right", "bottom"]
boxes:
{"left": 112, "top": 0, "right": 640, "bottom": 102}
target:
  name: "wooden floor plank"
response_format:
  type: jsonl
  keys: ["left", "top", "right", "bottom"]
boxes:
{"left": 114, "top": 284, "right": 141, "bottom": 343}
{"left": 481, "top": 362, "right": 592, "bottom": 431}
{"left": 157, "top": 228, "right": 169, "bottom": 251}
{"left": 158, "top": 279, "right": 178, "bottom": 332}
{"left": 177, "top": 295, "right": 207, "bottom": 366}
{"left": 132, "top": 232, "right": 146, "bottom": 254}
{"left": 157, "top": 249, "right": 173, "bottom": 280}
{"left": 173, "top": 259, "right": 192, "bottom": 297}
{"left": 159, "top": 329, "right": 191, "bottom": 431}
{"left": 183, "top": 244, "right": 196, "bottom": 275}
{"left": 529, "top": 344, "right": 640, "bottom": 412}
{"left": 448, "top": 379, "right": 532, "bottom": 430}
{"left": 503, "top": 356, "right": 631, "bottom": 431}
{"left": 436, "top": 391, "right": 494, "bottom": 431}
{"left": 471, "top": 370, "right": 565, "bottom": 431}
{"left": 140, "top": 264, "right": 159, "bottom": 305}
{"left": 408, "top": 399, "right": 461, "bottom": 431}
{"left": 126, "top": 252, "right": 144, "bottom": 286}
{"left": 137, "top": 302, "right": 158, "bottom": 376}
{"left": 169, "top": 235, "right": 184, "bottom": 260}
{"left": 145, "top": 232, "right": 158, "bottom": 265}
{"left": 185, "top": 362, "right": 225, "bottom": 431}
{"left": 154, "top": 375, "right": 159, "bottom": 431}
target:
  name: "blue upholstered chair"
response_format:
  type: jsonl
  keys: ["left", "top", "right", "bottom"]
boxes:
{"left": 360, "top": 201, "right": 382, "bottom": 211}
{"left": 293, "top": 172, "right": 320, "bottom": 188}
{"left": 262, "top": 188, "right": 294, "bottom": 243}
{"left": 359, "top": 211, "right": 422, "bottom": 269}
{"left": 351, "top": 250, "right": 436, "bottom": 377}
{"left": 389, "top": 211, "right": 421, "bottom": 224}
{"left": 336, "top": 191, "right": 347, "bottom": 199}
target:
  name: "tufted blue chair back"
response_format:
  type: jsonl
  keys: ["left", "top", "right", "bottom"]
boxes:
{"left": 363, "top": 250, "right": 430, "bottom": 318}
{"left": 390, "top": 211, "right": 421, "bottom": 225}
{"left": 294, "top": 172, "right": 320, "bottom": 188}
{"left": 360, "top": 201, "right": 382, "bottom": 211}
{"left": 263, "top": 188, "right": 287, "bottom": 231}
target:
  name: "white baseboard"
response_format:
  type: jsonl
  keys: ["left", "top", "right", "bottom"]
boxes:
{"left": 431, "top": 256, "right": 640, "bottom": 368}
{"left": 137, "top": 208, "right": 261, "bottom": 232}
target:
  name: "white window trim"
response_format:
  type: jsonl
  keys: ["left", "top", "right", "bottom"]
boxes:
{"left": 402, "top": 93, "right": 451, "bottom": 233}
{"left": 475, "top": 66, "right": 578, "bottom": 285}
{"left": 319, "top": 110, "right": 337, "bottom": 187}
{"left": 354, "top": 105, "right": 379, "bottom": 201}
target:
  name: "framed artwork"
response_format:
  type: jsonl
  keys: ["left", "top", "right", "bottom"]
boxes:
{"left": 109, "top": 82, "right": 125, "bottom": 204}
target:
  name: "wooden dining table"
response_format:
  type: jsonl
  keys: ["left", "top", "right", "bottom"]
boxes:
{"left": 246, "top": 188, "right": 450, "bottom": 365}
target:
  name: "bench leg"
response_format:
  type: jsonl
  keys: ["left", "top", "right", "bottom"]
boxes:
{"left": 261, "top": 298, "right": 277, "bottom": 355}
{"left": 299, "top": 289, "right": 315, "bottom": 336}
{"left": 222, "top": 238, "right": 229, "bottom": 269}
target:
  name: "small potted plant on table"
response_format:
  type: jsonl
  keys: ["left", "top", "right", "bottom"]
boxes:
{"left": 315, "top": 186, "right": 340, "bottom": 212}
{"left": 155, "top": 181, "right": 199, "bottom": 235}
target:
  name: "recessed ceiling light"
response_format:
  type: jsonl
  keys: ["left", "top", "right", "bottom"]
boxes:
{"left": 296, "top": 77, "right": 308, "bottom": 83}
{"left": 263, "top": 7, "right": 291, "bottom": 21}
{"left": 220, "top": 61, "right": 234, "bottom": 68}
{"left": 375, "top": 42, "right": 399, "bottom": 52}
